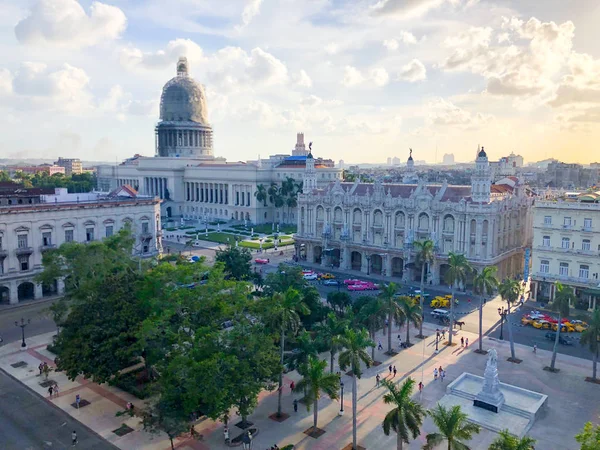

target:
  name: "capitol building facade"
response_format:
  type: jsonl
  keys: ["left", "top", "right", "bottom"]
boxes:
{"left": 295, "top": 148, "right": 534, "bottom": 284}
{"left": 97, "top": 57, "right": 342, "bottom": 225}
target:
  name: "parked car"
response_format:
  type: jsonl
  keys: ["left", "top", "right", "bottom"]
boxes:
{"left": 344, "top": 279, "right": 362, "bottom": 285}
{"left": 319, "top": 273, "right": 336, "bottom": 280}
{"left": 303, "top": 272, "right": 318, "bottom": 280}
{"left": 430, "top": 309, "right": 450, "bottom": 319}
{"left": 544, "top": 332, "right": 575, "bottom": 345}
{"left": 323, "top": 279, "right": 341, "bottom": 286}
{"left": 552, "top": 322, "right": 575, "bottom": 333}
{"left": 348, "top": 283, "right": 369, "bottom": 291}
{"left": 255, "top": 258, "right": 269, "bottom": 264}
{"left": 532, "top": 320, "right": 551, "bottom": 330}
{"left": 431, "top": 296, "right": 450, "bottom": 308}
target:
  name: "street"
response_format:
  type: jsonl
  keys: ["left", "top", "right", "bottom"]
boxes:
{"left": 0, "top": 299, "right": 58, "bottom": 346}
{"left": 0, "top": 370, "right": 117, "bottom": 450}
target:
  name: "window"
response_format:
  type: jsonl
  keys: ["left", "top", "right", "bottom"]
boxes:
{"left": 17, "top": 234, "right": 28, "bottom": 249}
{"left": 0, "top": 236, "right": 3, "bottom": 250}
{"left": 143, "top": 244, "right": 149, "bottom": 253}
{"left": 561, "top": 237, "right": 570, "bottom": 249}
{"left": 564, "top": 217, "right": 571, "bottom": 226}
{"left": 540, "top": 260, "right": 549, "bottom": 273}
{"left": 141, "top": 222, "right": 149, "bottom": 233}
{"left": 542, "top": 236, "right": 550, "bottom": 247}
{"left": 559, "top": 262, "right": 569, "bottom": 276}
{"left": 65, "top": 229, "right": 74, "bottom": 242}
{"left": 579, "top": 265, "right": 590, "bottom": 279}
{"left": 105, "top": 226, "right": 113, "bottom": 237}
{"left": 42, "top": 232, "right": 52, "bottom": 246}
{"left": 582, "top": 239, "right": 591, "bottom": 251}
{"left": 0, "top": 260, "right": 3, "bottom": 275}
{"left": 86, "top": 228, "right": 94, "bottom": 242}
{"left": 584, "top": 218, "right": 592, "bottom": 229}
{"left": 18, "top": 255, "right": 29, "bottom": 271}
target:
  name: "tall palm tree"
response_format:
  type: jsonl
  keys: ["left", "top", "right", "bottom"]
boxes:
{"left": 287, "top": 330, "right": 318, "bottom": 372}
{"left": 414, "top": 239, "right": 435, "bottom": 338}
{"left": 444, "top": 253, "right": 471, "bottom": 346}
{"left": 293, "top": 356, "right": 340, "bottom": 431}
{"left": 397, "top": 296, "right": 422, "bottom": 346}
{"left": 338, "top": 328, "right": 374, "bottom": 450}
{"left": 254, "top": 184, "right": 268, "bottom": 207}
{"left": 379, "top": 282, "right": 399, "bottom": 354}
{"left": 357, "top": 297, "right": 387, "bottom": 362}
{"left": 472, "top": 266, "right": 499, "bottom": 354}
{"left": 285, "top": 194, "right": 298, "bottom": 224}
{"left": 489, "top": 429, "right": 536, "bottom": 450}
{"left": 381, "top": 377, "right": 426, "bottom": 450}
{"left": 424, "top": 404, "right": 481, "bottom": 450}
{"left": 548, "top": 281, "right": 573, "bottom": 371}
{"left": 498, "top": 279, "right": 521, "bottom": 361}
{"left": 267, "top": 288, "right": 310, "bottom": 417}
{"left": 580, "top": 309, "right": 600, "bottom": 381}
{"left": 315, "top": 312, "right": 349, "bottom": 372}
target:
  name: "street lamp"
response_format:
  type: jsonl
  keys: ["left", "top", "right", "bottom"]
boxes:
{"left": 339, "top": 381, "right": 345, "bottom": 416}
{"left": 15, "top": 318, "right": 31, "bottom": 348}
{"left": 366, "top": 255, "right": 371, "bottom": 275}
{"left": 435, "top": 330, "right": 440, "bottom": 353}
{"left": 498, "top": 307, "right": 508, "bottom": 340}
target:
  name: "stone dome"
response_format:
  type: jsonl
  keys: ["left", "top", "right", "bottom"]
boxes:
{"left": 159, "top": 57, "right": 209, "bottom": 124}
{"left": 478, "top": 146, "right": 487, "bottom": 158}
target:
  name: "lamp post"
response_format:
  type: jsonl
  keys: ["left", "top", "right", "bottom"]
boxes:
{"left": 339, "top": 381, "right": 344, "bottom": 416}
{"left": 498, "top": 307, "right": 508, "bottom": 340}
{"left": 435, "top": 330, "right": 440, "bottom": 353}
{"left": 366, "top": 255, "right": 371, "bottom": 275}
{"left": 15, "top": 318, "right": 31, "bottom": 348}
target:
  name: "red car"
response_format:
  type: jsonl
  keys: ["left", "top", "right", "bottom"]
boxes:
{"left": 255, "top": 258, "right": 269, "bottom": 264}
{"left": 348, "top": 283, "right": 369, "bottom": 291}
{"left": 344, "top": 279, "right": 362, "bottom": 285}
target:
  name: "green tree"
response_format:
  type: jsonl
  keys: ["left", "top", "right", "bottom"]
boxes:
{"left": 548, "top": 281, "right": 573, "bottom": 371}
{"left": 381, "top": 377, "right": 426, "bottom": 450}
{"left": 575, "top": 421, "right": 600, "bottom": 450}
{"left": 215, "top": 244, "right": 252, "bottom": 280}
{"left": 263, "top": 264, "right": 306, "bottom": 296}
{"left": 379, "top": 282, "right": 399, "bottom": 354}
{"left": 254, "top": 184, "right": 268, "bottom": 206}
{"left": 294, "top": 356, "right": 340, "bottom": 431}
{"left": 424, "top": 404, "right": 481, "bottom": 450}
{"left": 414, "top": 239, "right": 435, "bottom": 338}
{"left": 0, "top": 170, "right": 11, "bottom": 182}
{"left": 498, "top": 279, "right": 521, "bottom": 361}
{"left": 357, "top": 297, "right": 387, "bottom": 362}
{"left": 398, "top": 296, "right": 422, "bottom": 346}
{"left": 327, "top": 291, "right": 352, "bottom": 314}
{"left": 141, "top": 397, "right": 190, "bottom": 450}
{"left": 580, "top": 309, "right": 600, "bottom": 381}
{"left": 338, "top": 328, "right": 374, "bottom": 450}
{"left": 266, "top": 288, "right": 309, "bottom": 418}
{"left": 488, "top": 429, "right": 536, "bottom": 450}
{"left": 472, "top": 266, "right": 499, "bottom": 353}
{"left": 444, "top": 253, "right": 471, "bottom": 346}
{"left": 287, "top": 330, "right": 318, "bottom": 372}
{"left": 46, "top": 298, "right": 69, "bottom": 334}
{"left": 315, "top": 312, "right": 349, "bottom": 372}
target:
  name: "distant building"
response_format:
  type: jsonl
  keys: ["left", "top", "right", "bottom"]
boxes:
{"left": 442, "top": 153, "right": 455, "bottom": 165}
{"left": 339, "top": 160, "right": 345, "bottom": 169}
{"left": 402, "top": 149, "right": 419, "bottom": 184}
{"left": 387, "top": 157, "right": 392, "bottom": 166}
{"left": 542, "top": 162, "right": 598, "bottom": 189}
{"left": 292, "top": 133, "right": 308, "bottom": 156}
{"left": 490, "top": 152, "right": 524, "bottom": 180}
{"left": 392, "top": 157, "right": 401, "bottom": 166}
{"left": 7, "top": 165, "right": 65, "bottom": 177}
{"left": 55, "top": 158, "right": 83, "bottom": 176}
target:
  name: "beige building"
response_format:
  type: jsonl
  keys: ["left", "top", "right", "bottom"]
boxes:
{"left": 530, "top": 191, "right": 600, "bottom": 309}
{"left": 0, "top": 187, "right": 161, "bottom": 305}
{"left": 296, "top": 147, "right": 534, "bottom": 285}
{"left": 54, "top": 157, "right": 83, "bottom": 176}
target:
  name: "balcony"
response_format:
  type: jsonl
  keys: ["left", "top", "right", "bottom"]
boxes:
{"left": 140, "top": 232, "right": 153, "bottom": 241}
{"left": 15, "top": 247, "right": 33, "bottom": 256}
{"left": 532, "top": 272, "right": 595, "bottom": 286}
{"left": 0, "top": 249, "right": 7, "bottom": 259}
{"left": 40, "top": 244, "right": 56, "bottom": 252}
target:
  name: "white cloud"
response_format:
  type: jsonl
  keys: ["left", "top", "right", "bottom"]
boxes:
{"left": 370, "top": 68, "right": 390, "bottom": 87}
{"left": 383, "top": 39, "right": 399, "bottom": 51}
{"left": 398, "top": 59, "right": 427, "bottom": 82}
{"left": 120, "top": 39, "right": 204, "bottom": 70}
{"left": 427, "top": 97, "right": 493, "bottom": 128}
{"left": 383, "top": 33, "right": 418, "bottom": 50}
{"left": 342, "top": 66, "right": 389, "bottom": 87}
{"left": 241, "top": 0, "right": 263, "bottom": 27}
{"left": 15, "top": 0, "right": 126, "bottom": 48}
{"left": 371, "top": 0, "right": 445, "bottom": 19}
{"left": 293, "top": 70, "right": 313, "bottom": 88}
{"left": 342, "top": 66, "right": 364, "bottom": 87}
{"left": 0, "top": 69, "right": 14, "bottom": 96}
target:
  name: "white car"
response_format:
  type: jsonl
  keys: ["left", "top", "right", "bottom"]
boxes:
{"left": 303, "top": 272, "right": 318, "bottom": 280}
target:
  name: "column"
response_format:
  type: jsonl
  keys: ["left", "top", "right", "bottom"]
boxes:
{"left": 384, "top": 255, "right": 392, "bottom": 278}
{"left": 361, "top": 253, "right": 369, "bottom": 274}
{"left": 341, "top": 246, "right": 350, "bottom": 270}
{"left": 475, "top": 219, "right": 483, "bottom": 258}
{"left": 225, "top": 184, "right": 228, "bottom": 204}
{"left": 34, "top": 283, "right": 43, "bottom": 299}
{"left": 9, "top": 280, "right": 18, "bottom": 305}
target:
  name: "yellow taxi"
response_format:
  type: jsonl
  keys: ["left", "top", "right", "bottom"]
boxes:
{"left": 319, "top": 273, "right": 335, "bottom": 280}
{"left": 532, "top": 320, "right": 551, "bottom": 330}
{"left": 571, "top": 320, "right": 589, "bottom": 332}
{"left": 521, "top": 316, "right": 533, "bottom": 326}
{"left": 552, "top": 322, "right": 575, "bottom": 333}
{"left": 430, "top": 296, "right": 450, "bottom": 308}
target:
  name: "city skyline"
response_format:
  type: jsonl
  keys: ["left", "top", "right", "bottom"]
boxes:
{"left": 1, "top": 0, "right": 600, "bottom": 164}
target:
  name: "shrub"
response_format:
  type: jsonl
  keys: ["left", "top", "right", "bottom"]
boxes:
{"left": 165, "top": 227, "right": 177, "bottom": 231}
{"left": 110, "top": 368, "right": 155, "bottom": 400}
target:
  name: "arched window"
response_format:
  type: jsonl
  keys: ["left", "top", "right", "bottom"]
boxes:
{"left": 395, "top": 212, "right": 405, "bottom": 228}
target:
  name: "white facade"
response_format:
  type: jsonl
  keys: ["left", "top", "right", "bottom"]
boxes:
{"left": 530, "top": 194, "right": 600, "bottom": 308}
{"left": 0, "top": 190, "right": 161, "bottom": 305}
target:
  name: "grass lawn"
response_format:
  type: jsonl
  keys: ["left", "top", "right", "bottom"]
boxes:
{"left": 195, "top": 232, "right": 245, "bottom": 244}
{"left": 250, "top": 223, "right": 297, "bottom": 234}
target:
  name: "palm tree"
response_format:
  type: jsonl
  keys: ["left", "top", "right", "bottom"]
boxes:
{"left": 424, "top": 404, "right": 481, "bottom": 450}
{"left": 444, "top": 253, "right": 471, "bottom": 346}
{"left": 267, "top": 288, "right": 310, "bottom": 417}
{"left": 285, "top": 194, "right": 298, "bottom": 224}
{"left": 580, "top": 309, "right": 600, "bottom": 381}
{"left": 414, "top": 239, "right": 435, "bottom": 338}
{"left": 338, "top": 328, "right": 374, "bottom": 450}
{"left": 548, "top": 281, "right": 573, "bottom": 371}
{"left": 489, "top": 429, "right": 536, "bottom": 450}
{"left": 381, "top": 377, "right": 426, "bottom": 450}
{"left": 397, "top": 296, "right": 422, "bottom": 346}
{"left": 379, "top": 282, "right": 399, "bottom": 354}
{"left": 315, "top": 312, "right": 349, "bottom": 372}
{"left": 267, "top": 182, "right": 279, "bottom": 205}
{"left": 254, "top": 184, "right": 268, "bottom": 207}
{"left": 287, "top": 330, "right": 318, "bottom": 372}
{"left": 472, "top": 266, "right": 499, "bottom": 354}
{"left": 498, "top": 279, "right": 521, "bottom": 362}
{"left": 357, "top": 297, "right": 387, "bottom": 362}
{"left": 294, "top": 356, "right": 340, "bottom": 432}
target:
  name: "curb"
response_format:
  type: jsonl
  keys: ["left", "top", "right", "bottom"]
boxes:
{"left": 0, "top": 296, "right": 61, "bottom": 312}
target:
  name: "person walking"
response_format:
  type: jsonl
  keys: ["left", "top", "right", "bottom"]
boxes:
{"left": 533, "top": 343, "right": 537, "bottom": 353}
{"left": 465, "top": 338, "right": 469, "bottom": 348}
{"left": 438, "top": 365, "right": 443, "bottom": 375}
{"left": 460, "top": 336, "right": 464, "bottom": 347}
{"left": 433, "top": 368, "right": 438, "bottom": 381}
{"left": 440, "top": 369, "right": 446, "bottom": 383}
{"left": 388, "top": 364, "right": 392, "bottom": 376}
{"left": 223, "top": 426, "right": 230, "bottom": 443}
{"left": 397, "top": 335, "right": 402, "bottom": 349}
{"left": 375, "top": 373, "right": 381, "bottom": 387}
{"left": 48, "top": 386, "right": 54, "bottom": 398}
{"left": 38, "top": 363, "right": 44, "bottom": 376}
{"left": 418, "top": 381, "right": 424, "bottom": 392}
{"left": 71, "top": 431, "right": 77, "bottom": 446}
{"left": 293, "top": 399, "right": 298, "bottom": 412}
{"left": 290, "top": 381, "right": 295, "bottom": 393}
{"left": 377, "top": 340, "right": 383, "bottom": 351}
{"left": 393, "top": 366, "right": 397, "bottom": 378}
{"left": 53, "top": 384, "right": 59, "bottom": 398}
{"left": 441, "top": 328, "right": 446, "bottom": 339}
{"left": 75, "top": 394, "right": 81, "bottom": 409}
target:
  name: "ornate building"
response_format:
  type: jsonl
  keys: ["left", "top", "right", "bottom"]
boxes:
{"left": 97, "top": 58, "right": 341, "bottom": 224}
{"left": 295, "top": 148, "right": 534, "bottom": 284}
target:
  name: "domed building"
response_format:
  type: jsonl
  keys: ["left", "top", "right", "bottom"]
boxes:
{"left": 96, "top": 57, "right": 342, "bottom": 224}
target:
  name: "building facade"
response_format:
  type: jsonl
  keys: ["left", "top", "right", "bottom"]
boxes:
{"left": 530, "top": 192, "right": 600, "bottom": 309}
{"left": 55, "top": 158, "right": 83, "bottom": 176}
{"left": 295, "top": 147, "right": 534, "bottom": 285}
{"left": 97, "top": 58, "right": 342, "bottom": 224}
{"left": 0, "top": 187, "right": 161, "bottom": 305}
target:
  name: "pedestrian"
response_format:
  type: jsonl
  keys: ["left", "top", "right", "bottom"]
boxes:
{"left": 75, "top": 394, "right": 81, "bottom": 409}
{"left": 376, "top": 373, "right": 380, "bottom": 387}
{"left": 460, "top": 336, "right": 464, "bottom": 347}
{"left": 438, "top": 365, "right": 443, "bottom": 374}
{"left": 533, "top": 343, "right": 537, "bottom": 353}
{"left": 388, "top": 364, "right": 392, "bottom": 375}
{"left": 418, "top": 381, "right": 424, "bottom": 392}
{"left": 48, "top": 386, "right": 54, "bottom": 398}
{"left": 290, "top": 381, "right": 295, "bottom": 392}
{"left": 465, "top": 338, "right": 469, "bottom": 348}
{"left": 71, "top": 431, "right": 77, "bottom": 446}
{"left": 377, "top": 340, "right": 383, "bottom": 351}
{"left": 398, "top": 335, "right": 402, "bottom": 348}
{"left": 393, "top": 366, "right": 397, "bottom": 378}
{"left": 38, "top": 363, "right": 44, "bottom": 376}
{"left": 54, "top": 384, "right": 59, "bottom": 398}
{"left": 223, "top": 426, "right": 230, "bottom": 443}
{"left": 441, "top": 369, "right": 446, "bottom": 382}
{"left": 293, "top": 399, "right": 298, "bottom": 412}
{"left": 433, "top": 368, "right": 438, "bottom": 381}
{"left": 441, "top": 329, "right": 446, "bottom": 339}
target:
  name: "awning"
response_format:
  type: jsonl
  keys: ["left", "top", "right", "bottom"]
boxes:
{"left": 583, "top": 288, "right": 600, "bottom": 296}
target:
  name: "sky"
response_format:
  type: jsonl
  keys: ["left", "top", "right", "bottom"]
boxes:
{"left": 1, "top": 0, "right": 600, "bottom": 165}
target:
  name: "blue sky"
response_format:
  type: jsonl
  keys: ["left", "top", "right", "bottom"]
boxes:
{"left": 1, "top": 0, "right": 600, "bottom": 164}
